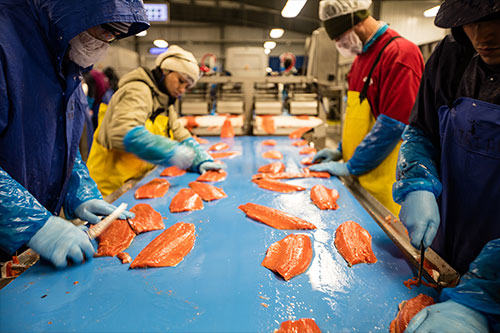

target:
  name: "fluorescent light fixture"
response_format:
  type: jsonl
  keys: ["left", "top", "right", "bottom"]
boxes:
{"left": 281, "top": 0, "right": 307, "bottom": 18}
{"left": 270, "top": 28, "right": 284, "bottom": 39}
{"left": 153, "top": 39, "right": 169, "bottom": 48}
{"left": 423, "top": 5, "right": 440, "bottom": 18}
{"left": 263, "top": 41, "right": 276, "bottom": 49}
{"left": 144, "top": 3, "right": 169, "bottom": 22}
{"left": 136, "top": 30, "right": 147, "bottom": 37}
{"left": 264, "top": 48, "right": 271, "bottom": 55}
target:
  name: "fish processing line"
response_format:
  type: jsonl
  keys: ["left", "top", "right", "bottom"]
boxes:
{"left": 0, "top": 136, "right": 458, "bottom": 332}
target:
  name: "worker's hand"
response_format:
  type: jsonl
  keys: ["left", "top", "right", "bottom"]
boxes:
{"left": 406, "top": 300, "right": 488, "bottom": 333}
{"left": 308, "top": 161, "right": 350, "bottom": 176}
{"left": 27, "top": 216, "right": 95, "bottom": 269}
{"left": 167, "top": 145, "right": 195, "bottom": 170}
{"left": 312, "top": 148, "right": 342, "bottom": 163}
{"left": 199, "top": 161, "right": 226, "bottom": 174}
{"left": 399, "top": 190, "right": 440, "bottom": 249}
{"left": 74, "top": 199, "right": 134, "bottom": 224}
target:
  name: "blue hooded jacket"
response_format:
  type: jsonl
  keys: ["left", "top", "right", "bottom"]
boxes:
{"left": 0, "top": 0, "right": 148, "bottom": 254}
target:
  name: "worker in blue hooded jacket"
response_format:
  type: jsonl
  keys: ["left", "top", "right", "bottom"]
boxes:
{"left": 392, "top": 0, "right": 500, "bottom": 331}
{"left": 0, "top": 0, "right": 149, "bottom": 269}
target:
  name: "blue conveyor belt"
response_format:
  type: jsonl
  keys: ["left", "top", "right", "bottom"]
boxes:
{"left": 0, "top": 136, "right": 437, "bottom": 332}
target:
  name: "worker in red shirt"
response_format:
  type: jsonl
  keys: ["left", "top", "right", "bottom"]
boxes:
{"left": 311, "top": 0, "right": 424, "bottom": 215}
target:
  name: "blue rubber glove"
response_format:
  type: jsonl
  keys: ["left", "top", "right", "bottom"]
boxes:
{"left": 74, "top": 199, "right": 135, "bottom": 224}
{"left": 406, "top": 300, "right": 489, "bottom": 333}
{"left": 199, "top": 161, "right": 226, "bottom": 174}
{"left": 27, "top": 216, "right": 95, "bottom": 269}
{"left": 308, "top": 161, "right": 350, "bottom": 177}
{"left": 180, "top": 137, "right": 213, "bottom": 173}
{"left": 312, "top": 148, "right": 342, "bottom": 163}
{"left": 123, "top": 126, "right": 195, "bottom": 168}
{"left": 399, "top": 190, "right": 440, "bottom": 249}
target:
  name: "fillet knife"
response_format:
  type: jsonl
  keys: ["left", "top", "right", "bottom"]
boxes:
{"left": 417, "top": 240, "right": 425, "bottom": 286}
{"left": 86, "top": 203, "right": 128, "bottom": 239}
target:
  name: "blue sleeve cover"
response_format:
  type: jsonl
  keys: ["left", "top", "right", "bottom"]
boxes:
{"left": 338, "top": 141, "right": 342, "bottom": 154}
{"left": 63, "top": 151, "right": 102, "bottom": 219}
{"left": 392, "top": 125, "right": 442, "bottom": 203}
{"left": 0, "top": 167, "right": 52, "bottom": 254}
{"left": 346, "top": 114, "right": 405, "bottom": 176}
{"left": 441, "top": 238, "right": 500, "bottom": 330}
{"left": 180, "top": 137, "right": 213, "bottom": 173}
{"left": 123, "top": 125, "right": 178, "bottom": 165}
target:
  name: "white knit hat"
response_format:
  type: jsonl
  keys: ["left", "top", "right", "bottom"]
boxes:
{"left": 155, "top": 45, "right": 200, "bottom": 86}
{"left": 319, "top": 0, "right": 372, "bottom": 21}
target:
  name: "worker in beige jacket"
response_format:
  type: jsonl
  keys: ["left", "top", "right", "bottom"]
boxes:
{"left": 87, "top": 45, "right": 224, "bottom": 196}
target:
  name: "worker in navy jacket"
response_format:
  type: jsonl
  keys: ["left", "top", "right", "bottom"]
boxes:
{"left": 0, "top": 0, "right": 148, "bottom": 268}
{"left": 393, "top": 0, "right": 500, "bottom": 331}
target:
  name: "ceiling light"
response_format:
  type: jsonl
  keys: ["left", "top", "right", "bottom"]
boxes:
{"left": 423, "top": 5, "right": 440, "bottom": 18}
{"left": 281, "top": 0, "right": 307, "bottom": 18}
{"left": 136, "top": 30, "right": 147, "bottom": 37}
{"left": 153, "top": 39, "right": 168, "bottom": 48}
{"left": 263, "top": 41, "right": 276, "bottom": 50}
{"left": 264, "top": 48, "right": 271, "bottom": 55}
{"left": 270, "top": 28, "right": 284, "bottom": 39}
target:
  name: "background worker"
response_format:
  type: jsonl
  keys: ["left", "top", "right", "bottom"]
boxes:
{"left": 87, "top": 45, "right": 225, "bottom": 196}
{"left": 310, "top": 0, "right": 424, "bottom": 215}
{"left": 393, "top": 0, "right": 500, "bottom": 331}
{"left": 0, "top": 0, "right": 148, "bottom": 268}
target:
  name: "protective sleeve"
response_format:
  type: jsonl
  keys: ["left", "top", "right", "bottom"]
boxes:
{"left": 338, "top": 141, "right": 342, "bottom": 154}
{"left": 180, "top": 137, "right": 214, "bottom": 173}
{"left": 63, "top": 151, "right": 103, "bottom": 219}
{"left": 123, "top": 125, "right": 179, "bottom": 165}
{"left": 392, "top": 125, "right": 442, "bottom": 203}
{"left": 0, "top": 167, "right": 52, "bottom": 254}
{"left": 440, "top": 238, "right": 500, "bottom": 331}
{"left": 345, "top": 114, "right": 405, "bottom": 176}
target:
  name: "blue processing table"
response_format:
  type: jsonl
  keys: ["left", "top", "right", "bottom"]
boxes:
{"left": 0, "top": 136, "right": 438, "bottom": 332}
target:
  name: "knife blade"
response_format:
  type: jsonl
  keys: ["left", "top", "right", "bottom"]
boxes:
{"left": 417, "top": 240, "right": 425, "bottom": 286}
{"left": 86, "top": 203, "right": 128, "bottom": 239}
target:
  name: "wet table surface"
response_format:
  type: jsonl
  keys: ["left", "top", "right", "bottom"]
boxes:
{"left": 0, "top": 136, "right": 437, "bottom": 332}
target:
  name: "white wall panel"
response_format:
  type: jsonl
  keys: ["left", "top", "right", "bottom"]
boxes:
{"left": 380, "top": 1, "right": 446, "bottom": 45}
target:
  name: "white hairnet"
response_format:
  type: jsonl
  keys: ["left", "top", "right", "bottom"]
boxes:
{"left": 319, "top": 0, "right": 372, "bottom": 21}
{"left": 155, "top": 45, "right": 200, "bottom": 86}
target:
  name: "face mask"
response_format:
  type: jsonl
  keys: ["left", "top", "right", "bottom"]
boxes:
{"left": 68, "top": 31, "right": 109, "bottom": 68}
{"left": 335, "top": 30, "right": 363, "bottom": 58}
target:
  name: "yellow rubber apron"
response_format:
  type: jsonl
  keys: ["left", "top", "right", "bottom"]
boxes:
{"left": 341, "top": 36, "right": 401, "bottom": 215}
{"left": 88, "top": 102, "right": 174, "bottom": 197}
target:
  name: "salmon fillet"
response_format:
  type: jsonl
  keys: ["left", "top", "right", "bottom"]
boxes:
{"left": 188, "top": 181, "right": 227, "bottom": 201}
{"left": 130, "top": 222, "right": 196, "bottom": 268}
{"left": 95, "top": 219, "right": 135, "bottom": 257}
{"left": 299, "top": 146, "right": 317, "bottom": 155}
{"left": 160, "top": 166, "right": 187, "bottom": 177}
{"left": 209, "top": 142, "right": 230, "bottom": 151}
{"left": 128, "top": 204, "right": 164, "bottom": 234}
{"left": 170, "top": 188, "right": 204, "bottom": 213}
{"left": 289, "top": 127, "right": 312, "bottom": 139}
{"left": 262, "top": 234, "right": 313, "bottom": 280}
{"left": 301, "top": 157, "right": 314, "bottom": 165}
{"left": 220, "top": 118, "right": 234, "bottom": 138}
{"left": 262, "top": 150, "right": 283, "bottom": 160}
{"left": 134, "top": 178, "right": 170, "bottom": 199}
{"left": 292, "top": 139, "right": 308, "bottom": 147}
{"left": 117, "top": 252, "right": 132, "bottom": 264}
{"left": 310, "top": 185, "right": 339, "bottom": 210}
{"left": 261, "top": 139, "right": 276, "bottom": 146}
{"left": 253, "top": 178, "right": 306, "bottom": 193}
{"left": 197, "top": 170, "right": 227, "bottom": 182}
{"left": 252, "top": 170, "right": 330, "bottom": 181}
{"left": 208, "top": 151, "right": 240, "bottom": 159}
{"left": 262, "top": 116, "right": 275, "bottom": 134}
{"left": 258, "top": 161, "right": 286, "bottom": 174}
{"left": 276, "top": 318, "right": 321, "bottom": 333}
{"left": 238, "top": 203, "right": 317, "bottom": 230}
{"left": 335, "top": 221, "right": 377, "bottom": 266}
{"left": 390, "top": 294, "right": 435, "bottom": 333}
{"left": 185, "top": 116, "right": 199, "bottom": 131}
